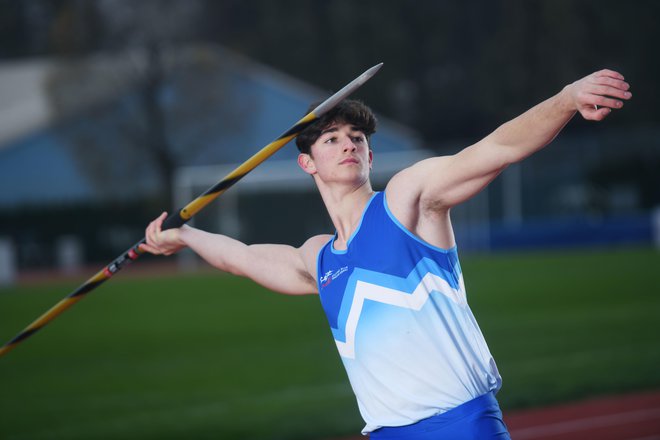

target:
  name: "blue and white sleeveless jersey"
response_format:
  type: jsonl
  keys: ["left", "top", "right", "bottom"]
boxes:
{"left": 316, "top": 192, "right": 501, "bottom": 434}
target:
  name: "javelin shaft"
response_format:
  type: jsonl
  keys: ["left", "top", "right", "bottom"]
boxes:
{"left": 0, "top": 63, "right": 383, "bottom": 358}
{"left": 166, "top": 62, "right": 383, "bottom": 228}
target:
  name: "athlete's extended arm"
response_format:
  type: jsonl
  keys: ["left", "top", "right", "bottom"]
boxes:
{"left": 139, "top": 212, "right": 329, "bottom": 295}
{"left": 390, "top": 69, "right": 632, "bottom": 212}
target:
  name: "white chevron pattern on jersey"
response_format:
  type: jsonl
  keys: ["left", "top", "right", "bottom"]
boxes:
{"left": 335, "top": 271, "right": 467, "bottom": 359}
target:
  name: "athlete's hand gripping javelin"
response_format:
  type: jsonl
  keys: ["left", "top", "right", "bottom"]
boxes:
{"left": 140, "top": 211, "right": 188, "bottom": 256}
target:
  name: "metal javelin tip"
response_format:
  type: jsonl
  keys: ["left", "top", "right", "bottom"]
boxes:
{"left": 312, "top": 63, "right": 384, "bottom": 117}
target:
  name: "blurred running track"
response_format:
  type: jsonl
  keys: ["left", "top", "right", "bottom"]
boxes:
{"left": 330, "top": 390, "right": 660, "bottom": 440}
{"left": 505, "top": 390, "right": 660, "bottom": 440}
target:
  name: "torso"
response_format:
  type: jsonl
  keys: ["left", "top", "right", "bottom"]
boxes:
{"left": 315, "top": 191, "right": 501, "bottom": 433}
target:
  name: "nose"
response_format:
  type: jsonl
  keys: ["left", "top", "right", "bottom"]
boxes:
{"left": 343, "top": 138, "right": 357, "bottom": 152}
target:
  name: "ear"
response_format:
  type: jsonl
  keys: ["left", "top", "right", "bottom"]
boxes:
{"left": 368, "top": 149, "right": 373, "bottom": 169}
{"left": 297, "top": 153, "right": 316, "bottom": 175}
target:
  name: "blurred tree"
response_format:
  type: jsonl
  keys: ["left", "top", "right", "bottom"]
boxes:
{"left": 42, "top": 0, "right": 242, "bottom": 207}
{"left": 1, "top": 0, "right": 658, "bottom": 160}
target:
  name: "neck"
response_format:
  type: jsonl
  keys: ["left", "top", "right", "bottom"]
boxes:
{"left": 316, "top": 180, "right": 375, "bottom": 249}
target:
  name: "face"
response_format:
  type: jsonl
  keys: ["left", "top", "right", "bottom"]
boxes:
{"left": 297, "top": 122, "right": 373, "bottom": 185}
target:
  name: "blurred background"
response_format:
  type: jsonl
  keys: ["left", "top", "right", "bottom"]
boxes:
{"left": 0, "top": 1, "right": 659, "bottom": 439}
{"left": 0, "top": 0, "right": 658, "bottom": 276}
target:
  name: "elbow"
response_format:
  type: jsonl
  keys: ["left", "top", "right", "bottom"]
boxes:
{"left": 221, "top": 263, "right": 243, "bottom": 277}
{"left": 217, "top": 244, "right": 258, "bottom": 278}
{"left": 217, "top": 257, "right": 248, "bottom": 277}
{"left": 209, "top": 250, "right": 249, "bottom": 277}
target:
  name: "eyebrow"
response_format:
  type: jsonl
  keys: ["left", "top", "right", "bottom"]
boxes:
{"left": 320, "top": 125, "right": 362, "bottom": 136}
{"left": 320, "top": 127, "right": 339, "bottom": 135}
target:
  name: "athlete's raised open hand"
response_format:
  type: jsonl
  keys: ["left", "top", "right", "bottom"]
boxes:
{"left": 567, "top": 69, "right": 632, "bottom": 121}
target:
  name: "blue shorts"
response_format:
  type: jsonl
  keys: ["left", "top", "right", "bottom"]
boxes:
{"left": 369, "top": 392, "right": 511, "bottom": 440}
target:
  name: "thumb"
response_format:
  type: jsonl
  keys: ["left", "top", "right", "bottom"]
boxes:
{"left": 582, "top": 105, "right": 611, "bottom": 121}
{"left": 155, "top": 211, "right": 168, "bottom": 230}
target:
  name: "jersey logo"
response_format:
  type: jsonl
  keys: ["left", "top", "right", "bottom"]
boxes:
{"left": 332, "top": 258, "right": 466, "bottom": 359}
{"left": 320, "top": 266, "right": 349, "bottom": 287}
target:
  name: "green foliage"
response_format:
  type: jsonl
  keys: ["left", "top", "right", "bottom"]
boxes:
{"left": 1, "top": 247, "right": 659, "bottom": 439}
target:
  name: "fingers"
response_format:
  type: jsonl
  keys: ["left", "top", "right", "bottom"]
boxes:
{"left": 138, "top": 242, "right": 160, "bottom": 254}
{"left": 141, "top": 211, "right": 168, "bottom": 255}
{"left": 586, "top": 77, "right": 632, "bottom": 101}
{"left": 593, "top": 69, "right": 625, "bottom": 81}
{"left": 574, "top": 69, "right": 632, "bottom": 120}
{"left": 590, "top": 83, "right": 632, "bottom": 101}
{"left": 597, "top": 97, "right": 625, "bottom": 111}
{"left": 591, "top": 75, "right": 630, "bottom": 91}
{"left": 588, "top": 74, "right": 632, "bottom": 107}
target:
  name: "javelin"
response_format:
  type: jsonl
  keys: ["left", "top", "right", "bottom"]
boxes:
{"left": 0, "top": 62, "right": 383, "bottom": 358}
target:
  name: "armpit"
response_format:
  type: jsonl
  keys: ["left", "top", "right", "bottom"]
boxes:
{"left": 297, "top": 268, "right": 318, "bottom": 292}
{"left": 420, "top": 196, "right": 449, "bottom": 218}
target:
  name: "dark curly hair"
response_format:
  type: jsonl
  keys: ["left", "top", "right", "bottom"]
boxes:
{"left": 295, "top": 99, "right": 377, "bottom": 155}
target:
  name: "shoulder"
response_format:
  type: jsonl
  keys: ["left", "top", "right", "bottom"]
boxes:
{"left": 385, "top": 156, "right": 453, "bottom": 219}
{"left": 299, "top": 234, "right": 333, "bottom": 277}
{"left": 301, "top": 234, "right": 333, "bottom": 255}
{"left": 387, "top": 156, "right": 454, "bottom": 196}
{"left": 384, "top": 157, "right": 457, "bottom": 249}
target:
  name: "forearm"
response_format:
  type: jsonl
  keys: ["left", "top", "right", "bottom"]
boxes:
{"left": 179, "top": 225, "right": 250, "bottom": 275}
{"left": 486, "top": 68, "right": 631, "bottom": 164}
{"left": 141, "top": 211, "right": 320, "bottom": 294}
{"left": 179, "top": 226, "right": 319, "bottom": 295}
{"left": 396, "top": 69, "right": 630, "bottom": 211}
{"left": 484, "top": 85, "right": 577, "bottom": 164}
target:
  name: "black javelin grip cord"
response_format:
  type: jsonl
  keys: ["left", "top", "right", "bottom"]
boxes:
{"left": 0, "top": 63, "right": 383, "bottom": 358}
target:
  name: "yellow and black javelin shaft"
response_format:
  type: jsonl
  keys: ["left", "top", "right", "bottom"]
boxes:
{"left": 0, "top": 62, "right": 383, "bottom": 358}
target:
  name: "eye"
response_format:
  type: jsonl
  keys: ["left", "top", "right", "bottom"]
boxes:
{"left": 323, "top": 136, "right": 337, "bottom": 144}
{"left": 351, "top": 136, "right": 365, "bottom": 143}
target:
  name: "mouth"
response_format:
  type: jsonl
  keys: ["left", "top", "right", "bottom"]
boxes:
{"left": 339, "top": 157, "right": 360, "bottom": 165}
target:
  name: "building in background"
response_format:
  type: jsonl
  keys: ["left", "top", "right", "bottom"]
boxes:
{"left": 0, "top": 45, "right": 428, "bottom": 273}
{"left": 1, "top": 44, "right": 658, "bottom": 276}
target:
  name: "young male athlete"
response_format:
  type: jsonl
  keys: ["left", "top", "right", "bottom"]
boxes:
{"left": 140, "top": 69, "right": 631, "bottom": 439}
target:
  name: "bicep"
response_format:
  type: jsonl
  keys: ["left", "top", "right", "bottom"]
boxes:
{"left": 233, "top": 235, "right": 330, "bottom": 296}
{"left": 392, "top": 141, "right": 510, "bottom": 211}
{"left": 231, "top": 244, "right": 315, "bottom": 295}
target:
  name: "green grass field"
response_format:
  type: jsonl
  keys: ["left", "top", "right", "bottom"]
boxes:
{"left": 1, "top": 247, "right": 659, "bottom": 439}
